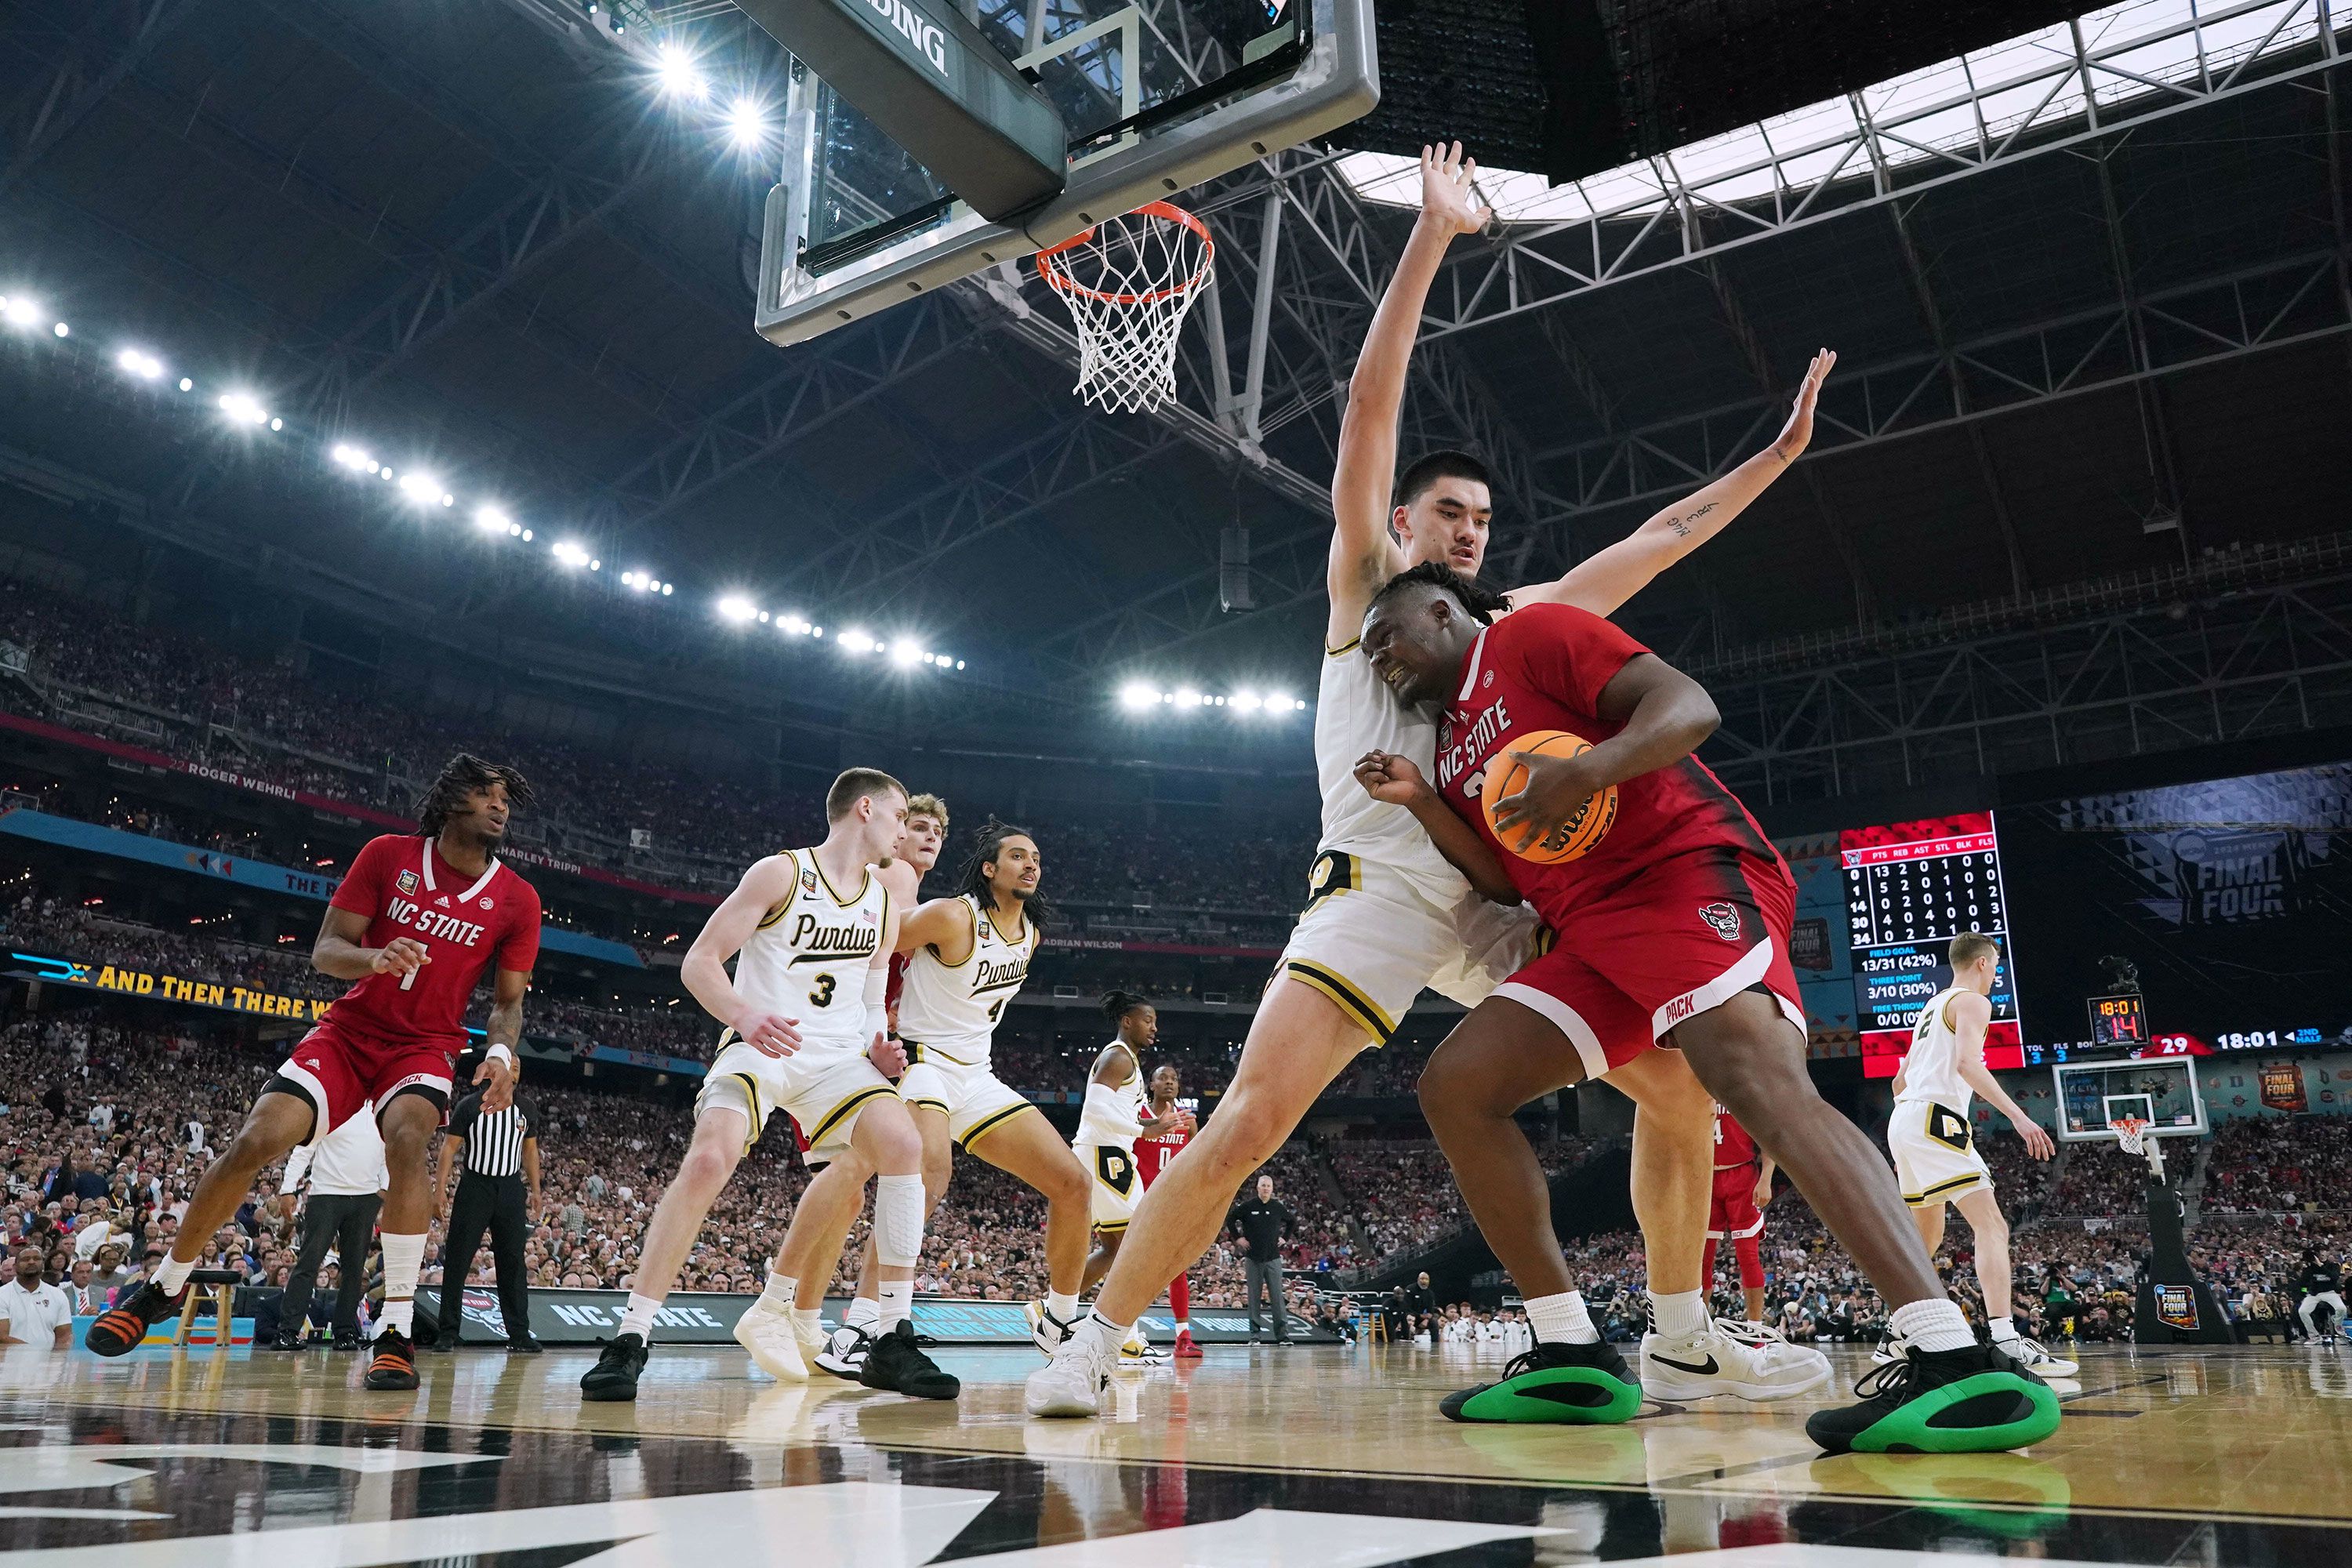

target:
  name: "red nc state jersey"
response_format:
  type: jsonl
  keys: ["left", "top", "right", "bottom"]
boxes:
{"left": 1432, "top": 603, "right": 1780, "bottom": 927}
{"left": 1135, "top": 1117, "right": 1191, "bottom": 1185}
{"left": 326, "top": 834, "right": 543, "bottom": 1053}
{"left": 1714, "top": 1105, "right": 1758, "bottom": 1169}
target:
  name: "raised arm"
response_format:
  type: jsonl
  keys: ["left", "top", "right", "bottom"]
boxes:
{"left": 1508, "top": 350, "right": 1834, "bottom": 616}
{"left": 1951, "top": 989, "right": 2054, "bottom": 1159}
{"left": 1329, "top": 145, "right": 1490, "bottom": 640}
{"left": 681, "top": 854, "right": 804, "bottom": 1058}
{"left": 1352, "top": 750, "right": 1522, "bottom": 906}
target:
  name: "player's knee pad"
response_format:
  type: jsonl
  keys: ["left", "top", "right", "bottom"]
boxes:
{"left": 874, "top": 1173, "right": 925, "bottom": 1268}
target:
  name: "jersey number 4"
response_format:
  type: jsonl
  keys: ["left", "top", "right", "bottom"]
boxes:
{"left": 986, "top": 998, "right": 1005, "bottom": 1022}
{"left": 809, "top": 973, "right": 836, "bottom": 1007}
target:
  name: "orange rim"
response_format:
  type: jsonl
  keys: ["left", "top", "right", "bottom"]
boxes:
{"left": 1033, "top": 201, "right": 1214, "bottom": 307}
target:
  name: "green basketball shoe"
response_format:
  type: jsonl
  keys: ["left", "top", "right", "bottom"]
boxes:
{"left": 1439, "top": 1339, "right": 1644, "bottom": 1425}
{"left": 1805, "top": 1341, "right": 2062, "bottom": 1454}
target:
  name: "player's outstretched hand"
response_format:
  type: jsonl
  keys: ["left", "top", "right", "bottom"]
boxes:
{"left": 372, "top": 937, "right": 430, "bottom": 977}
{"left": 869, "top": 1032, "right": 907, "bottom": 1078}
{"left": 1769, "top": 348, "right": 1836, "bottom": 463}
{"left": 475, "top": 1053, "right": 516, "bottom": 1114}
{"left": 2016, "top": 1116, "right": 2056, "bottom": 1160}
{"left": 1494, "top": 748, "right": 1604, "bottom": 855}
{"left": 1354, "top": 749, "right": 1431, "bottom": 806}
{"left": 736, "top": 1011, "right": 804, "bottom": 1058}
{"left": 1752, "top": 1176, "right": 1775, "bottom": 1210}
{"left": 1418, "top": 141, "right": 1488, "bottom": 238}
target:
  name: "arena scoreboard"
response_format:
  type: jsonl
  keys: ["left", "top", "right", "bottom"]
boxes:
{"left": 2088, "top": 993, "right": 2150, "bottom": 1049}
{"left": 1844, "top": 811, "right": 2024, "bottom": 1078}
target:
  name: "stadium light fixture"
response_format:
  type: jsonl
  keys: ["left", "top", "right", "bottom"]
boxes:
{"left": 655, "top": 42, "right": 706, "bottom": 100}
{"left": 115, "top": 348, "right": 164, "bottom": 380}
{"left": 397, "top": 471, "right": 441, "bottom": 503}
{"left": 0, "top": 296, "right": 34, "bottom": 328}
{"left": 50, "top": 321, "right": 67, "bottom": 338}
{"left": 178, "top": 377, "right": 193, "bottom": 392}
{"left": 889, "top": 638, "right": 922, "bottom": 668}
{"left": 728, "top": 97, "right": 769, "bottom": 151}
{"left": 1232, "top": 689, "right": 1261, "bottom": 713}
{"left": 840, "top": 629, "right": 874, "bottom": 654}
{"left": 474, "top": 504, "right": 510, "bottom": 532}
{"left": 717, "top": 594, "right": 758, "bottom": 623}
{"left": 1174, "top": 688, "right": 1202, "bottom": 709}
{"left": 552, "top": 539, "right": 592, "bottom": 568}
{"left": 1119, "top": 681, "right": 1157, "bottom": 711}
{"left": 217, "top": 391, "right": 270, "bottom": 426}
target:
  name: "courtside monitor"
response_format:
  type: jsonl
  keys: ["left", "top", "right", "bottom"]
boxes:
{"left": 753, "top": 0, "right": 1375, "bottom": 345}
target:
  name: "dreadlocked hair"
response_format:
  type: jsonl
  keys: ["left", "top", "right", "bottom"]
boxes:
{"left": 413, "top": 753, "right": 535, "bottom": 837}
{"left": 1102, "top": 989, "right": 1152, "bottom": 1025}
{"left": 956, "top": 817, "right": 1056, "bottom": 931}
{"left": 1369, "top": 558, "right": 1510, "bottom": 626}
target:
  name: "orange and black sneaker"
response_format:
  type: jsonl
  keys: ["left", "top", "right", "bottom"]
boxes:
{"left": 364, "top": 1325, "right": 420, "bottom": 1391}
{"left": 85, "top": 1281, "right": 181, "bottom": 1356}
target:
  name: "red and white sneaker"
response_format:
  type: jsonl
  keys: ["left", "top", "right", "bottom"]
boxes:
{"left": 1172, "top": 1329, "right": 1203, "bottom": 1359}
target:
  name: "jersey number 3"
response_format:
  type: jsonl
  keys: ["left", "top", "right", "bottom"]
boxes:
{"left": 809, "top": 973, "right": 836, "bottom": 1007}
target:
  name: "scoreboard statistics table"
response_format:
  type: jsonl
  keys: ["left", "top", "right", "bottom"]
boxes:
{"left": 1844, "top": 811, "right": 2025, "bottom": 1077}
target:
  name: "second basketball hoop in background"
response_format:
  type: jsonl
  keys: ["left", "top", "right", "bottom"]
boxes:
{"left": 1034, "top": 201, "right": 1214, "bottom": 414}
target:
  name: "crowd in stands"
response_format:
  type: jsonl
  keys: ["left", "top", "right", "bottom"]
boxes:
{"left": 0, "top": 579, "right": 1319, "bottom": 913}
{"left": 2199, "top": 1114, "right": 2352, "bottom": 1214}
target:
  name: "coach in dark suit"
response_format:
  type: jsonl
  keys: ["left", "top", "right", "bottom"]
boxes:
{"left": 433, "top": 1054, "right": 543, "bottom": 1352}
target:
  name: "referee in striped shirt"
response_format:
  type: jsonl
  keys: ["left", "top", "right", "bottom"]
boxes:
{"left": 432, "top": 1049, "right": 543, "bottom": 1352}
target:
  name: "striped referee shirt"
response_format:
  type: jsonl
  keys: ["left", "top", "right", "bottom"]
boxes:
{"left": 445, "top": 1092, "right": 539, "bottom": 1178}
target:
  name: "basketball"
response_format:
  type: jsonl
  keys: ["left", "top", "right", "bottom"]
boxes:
{"left": 1479, "top": 730, "right": 1618, "bottom": 863}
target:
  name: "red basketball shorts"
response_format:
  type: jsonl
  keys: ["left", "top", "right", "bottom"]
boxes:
{"left": 1491, "top": 847, "right": 1806, "bottom": 1083}
{"left": 275, "top": 1018, "right": 456, "bottom": 1145}
{"left": 1707, "top": 1163, "right": 1766, "bottom": 1241}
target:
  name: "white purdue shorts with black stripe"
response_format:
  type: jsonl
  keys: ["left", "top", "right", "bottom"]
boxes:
{"left": 1276, "top": 850, "right": 1542, "bottom": 1045}
{"left": 1076, "top": 1140, "right": 1139, "bottom": 1229}
{"left": 699, "top": 1035, "right": 897, "bottom": 1160}
{"left": 1888, "top": 1098, "right": 1994, "bottom": 1208}
{"left": 897, "top": 1049, "right": 1035, "bottom": 1152}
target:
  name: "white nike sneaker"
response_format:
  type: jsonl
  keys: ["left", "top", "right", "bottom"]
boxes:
{"left": 1994, "top": 1334, "right": 2078, "bottom": 1377}
{"left": 1120, "top": 1334, "right": 1167, "bottom": 1364}
{"left": 814, "top": 1324, "right": 873, "bottom": 1380}
{"left": 1024, "top": 1298, "right": 1077, "bottom": 1358}
{"left": 1641, "top": 1323, "right": 1831, "bottom": 1402}
{"left": 1025, "top": 1330, "right": 1115, "bottom": 1418}
{"left": 732, "top": 1297, "right": 808, "bottom": 1381}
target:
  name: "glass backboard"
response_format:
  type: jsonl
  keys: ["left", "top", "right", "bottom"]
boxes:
{"left": 755, "top": 0, "right": 1374, "bottom": 345}
{"left": 2052, "top": 1056, "right": 2209, "bottom": 1143}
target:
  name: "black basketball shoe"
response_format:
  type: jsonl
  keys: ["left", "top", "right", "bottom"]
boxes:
{"left": 364, "top": 1326, "right": 420, "bottom": 1391}
{"left": 859, "top": 1321, "right": 960, "bottom": 1400}
{"left": 1806, "top": 1341, "right": 2061, "bottom": 1454}
{"left": 581, "top": 1332, "right": 650, "bottom": 1403}
{"left": 1439, "top": 1338, "right": 1643, "bottom": 1424}
{"left": 84, "top": 1281, "right": 183, "bottom": 1357}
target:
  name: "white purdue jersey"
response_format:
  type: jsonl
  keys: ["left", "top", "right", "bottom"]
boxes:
{"left": 1074, "top": 1042, "right": 1147, "bottom": 1150}
{"left": 1895, "top": 985, "right": 1976, "bottom": 1112}
{"left": 732, "top": 849, "right": 887, "bottom": 1054}
{"left": 1314, "top": 640, "right": 1468, "bottom": 906}
{"left": 896, "top": 894, "right": 1037, "bottom": 1068}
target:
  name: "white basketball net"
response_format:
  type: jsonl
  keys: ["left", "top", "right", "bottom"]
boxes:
{"left": 2112, "top": 1117, "right": 2150, "bottom": 1156}
{"left": 1035, "top": 201, "right": 1214, "bottom": 414}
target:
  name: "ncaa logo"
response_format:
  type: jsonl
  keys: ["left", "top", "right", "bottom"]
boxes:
{"left": 1697, "top": 902, "right": 1742, "bottom": 942}
{"left": 396, "top": 869, "right": 419, "bottom": 895}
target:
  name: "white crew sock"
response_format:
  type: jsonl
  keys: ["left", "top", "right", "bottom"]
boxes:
{"left": 376, "top": 1232, "right": 424, "bottom": 1338}
{"left": 877, "top": 1279, "right": 913, "bottom": 1332}
{"left": 1647, "top": 1289, "right": 1708, "bottom": 1339}
{"left": 844, "top": 1295, "right": 881, "bottom": 1332}
{"left": 1988, "top": 1316, "right": 2018, "bottom": 1341}
{"left": 794, "top": 1306, "right": 825, "bottom": 1338}
{"left": 764, "top": 1269, "right": 797, "bottom": 1308}
{"left": 620, "top": 1291, "right": 663, "bottom": 1341}
{"left": 154, "top": 1254, "right": 194, "bottom": 1297}
{"left": 1525, "top": 1290, "right": 1599, "bottom": 1346}
{"left": 1047, "top": 1290, "right": 1080, "bottom": 1323}
{"left": 1076, "top": 1310, "right": 1131, "bottom": 1359}
{"left": 1890, "top": 1298, "right": 1977, "bottom": 1354}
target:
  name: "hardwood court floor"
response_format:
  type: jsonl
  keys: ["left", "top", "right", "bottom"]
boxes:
{"left": 3, "top": 1338, "right": 2350, "bottom": 1564}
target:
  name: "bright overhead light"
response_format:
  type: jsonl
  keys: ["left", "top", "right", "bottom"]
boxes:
{"left": 1174, "top": 688, "right": 1202, "bottom": 709}
{"left": 50, "top": 321, "right": 67, "bottom": 338}
{"left": 474, "top": 505, "right": 510, "bottom": 532}
{"left": 889, "top": 638, "right": 922, "bottom": 668}
{"left": 1265, "top": 691, "right": 1297, "bottom": 714}
{"left": 655, "top": 42, "right": 707, "bottom": 100}
{"left": 1232, "top": 690, "right": 1261, "bottom": 712}
{"left": 1119, "top": 681, "right": 1157, "bottom": 711}
{"left": 331, "top": 443, "right": 373, "bottom": 470}
{"left": 274, "top": 419, "right": 286, "bottom": 432}
{"left": 0, "top": 296, "right": 35, "bottom": 328}
{"left": 177, "top": 377, "right": 193, "bottom": 392}
{"left": 397, "top": 471, "right": 441, "bottom": 503}
{"left": 728, "top": 97, "right": 769, "bottom": 150}
{"left": 552, "top": 539, "right": 592, "bottom": 568}
{"left": 717, "top": 594, "right": 758, "bottom": 623}
{"left": 217, "top": 391, "right": 269, "bottom": 426}
{"left": 116, "top": 348, "right": 163, "bottom": 379}
{"left": 840, "top": 629, "right": 874, "bottom": 654}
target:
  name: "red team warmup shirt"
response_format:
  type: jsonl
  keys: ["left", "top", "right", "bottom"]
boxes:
{"left": 1431, "top": 604, "right": 1805, "bottom": 1078}
{"left": 283, "top": 833, "right": 542, "bottom": 1138}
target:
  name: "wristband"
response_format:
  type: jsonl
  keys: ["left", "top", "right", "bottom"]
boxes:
{"left": 485, "top": 1043, "right": 515, "bottom": 1068}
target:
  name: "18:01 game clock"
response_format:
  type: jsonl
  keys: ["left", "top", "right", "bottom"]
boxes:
{"left": 2088, "top": 993, "right": 2149, "bottom": 1048}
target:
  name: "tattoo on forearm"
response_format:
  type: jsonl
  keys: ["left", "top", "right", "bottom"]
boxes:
{"left": 1665, "top": 500, "right": 1719, "bottom": 539}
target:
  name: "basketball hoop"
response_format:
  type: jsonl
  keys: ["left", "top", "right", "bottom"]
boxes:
{"left": 1034, "top": 201, "right": 1214, "bottom": 414}
{"left": 2112, "top": 1117, "right": 2150, "bottom": 1157}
